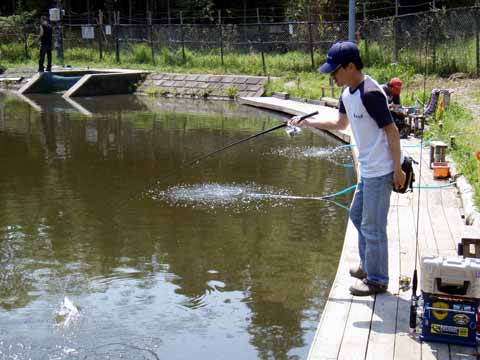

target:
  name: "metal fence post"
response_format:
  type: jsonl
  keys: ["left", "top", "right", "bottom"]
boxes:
{"left": 115, "top": 10, "right": 120, "bottom": 63}
{"left": 308, "top": 21, "right": 315, "bottom": 70}
{"left": 98, "top": 10, "right": 103, "bottom": 60}
{"left": 431, "top": 11, "right": 437, "bottom": 73}
{"left": 23, "top": 31, "right": 29, "bottom": 59}
{"left": 148, "top": 11, "right": 155, "bottom": 64}
{"left": 256, "top": 8, "right": 267, "bottom": 76}
{"left": 476, "top": 6, "right": 480, "bottom": 77}
{"left": 218, "top": 10, "right": 224, "bottom": 66}
{"left": 180, "top": 11, "right": 186, "bottom": 64}
{"left": 394, "top": 0, "right": 398, "bottom": 63}
{"left": 363, "top": 3, "right": 369, "bottom": 63}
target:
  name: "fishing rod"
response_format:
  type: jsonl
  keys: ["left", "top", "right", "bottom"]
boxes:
{"left": 409, "top": 24, "right": 429, "bottom": 333}
{"left": 116, "top": 111, "right": 319, "bottom": 209}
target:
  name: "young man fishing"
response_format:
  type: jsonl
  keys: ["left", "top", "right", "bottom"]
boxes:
{"left": 289, "top": 41, "right": 405, "bottom": 296}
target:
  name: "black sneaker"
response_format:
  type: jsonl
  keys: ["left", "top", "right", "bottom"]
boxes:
{"left": 349, "top": 279, "right": 387, "bottom": 296}
{"left": 349, "top": 266, "right": 367, "bottom": 280}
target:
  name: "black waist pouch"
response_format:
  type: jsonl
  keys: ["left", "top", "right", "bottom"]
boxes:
{"left": 393, "top": 156, "right": 417, "bottom": 193}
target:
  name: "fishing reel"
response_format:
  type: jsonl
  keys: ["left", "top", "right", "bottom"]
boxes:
{"left": 399, "top": 275, "right": 411, "bottom": 291}
{"left": 286, "top": 125, "right": 302, "bottom": 137}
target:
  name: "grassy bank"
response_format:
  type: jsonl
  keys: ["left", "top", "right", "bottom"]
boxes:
{"left": 428, "top": 104, "right": 480, "bottom": 207}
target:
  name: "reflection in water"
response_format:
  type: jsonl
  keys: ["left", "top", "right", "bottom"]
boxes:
{"left": 0, "top": 93, "right": 354, "bottom": 359}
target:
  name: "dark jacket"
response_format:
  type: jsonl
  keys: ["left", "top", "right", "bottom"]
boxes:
{"left": 40, "top": 23, "right": 53, "bottom": 48}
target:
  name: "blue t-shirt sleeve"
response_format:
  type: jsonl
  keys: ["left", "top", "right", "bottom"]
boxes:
{"left": 362, "top": 91, "right": 393, "bottom": 128}
{"left": 339, "top": 96, "right": 346, "bottom": 114}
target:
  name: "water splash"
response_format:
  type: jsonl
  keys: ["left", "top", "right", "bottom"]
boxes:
{"left": 146, "top": 182, "right": 350, "bottom": 211}
{"left": 148, "top": 183, "right": 292, "bottom": 208}
{"left": 269, "top": 145, "right": 353, "bottom": 167}
{"left": 55, "top": 296, "right": 80, "bottom": 327}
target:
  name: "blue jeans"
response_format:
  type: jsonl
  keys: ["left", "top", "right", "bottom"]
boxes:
{"left": 349, "top": 172, "right": 393, "bottom": 286}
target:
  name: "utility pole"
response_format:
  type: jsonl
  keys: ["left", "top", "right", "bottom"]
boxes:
{"left": 56, "top": 0, "right": 64, "bottom": 66}
{"left": 394, "top": 0, "right": 399, "bottom": 63}
{"left": 363, "top": 2, "right": 368, "bottom": 61}
{"left": 348, "top": 0, "right": 355, "bottom": 42}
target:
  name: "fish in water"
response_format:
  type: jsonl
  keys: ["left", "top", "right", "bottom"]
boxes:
{"left": 55, "top": 296, "right": 80, "bottom": 327}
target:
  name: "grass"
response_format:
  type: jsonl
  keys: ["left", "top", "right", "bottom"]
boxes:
{"left": 359, "top": 37, "right": 479, "bottom": 77}
{"left": 472, "top": 91, "right": 480, "bottom": 103}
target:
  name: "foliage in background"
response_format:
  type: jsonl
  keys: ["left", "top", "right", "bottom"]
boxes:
{"left": 0, "top": 10, "right": 36, "bottom": 27}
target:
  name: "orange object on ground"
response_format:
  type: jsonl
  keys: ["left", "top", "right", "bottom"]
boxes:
{"left": 432, "top": 162, "right": 450, "bottom": 179}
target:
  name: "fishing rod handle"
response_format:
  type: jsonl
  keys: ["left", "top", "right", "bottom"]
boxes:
{"left": 300, "top": 111, "right": 319, "bottom": 119}
{"left": 287, "top": 111, "right": 319, "bottom": 125}
{"left": 298, "top": 111, "right": 319, "bottom": 122}
{"left": 409, "top": 301, "right": 417, "bottom": 330}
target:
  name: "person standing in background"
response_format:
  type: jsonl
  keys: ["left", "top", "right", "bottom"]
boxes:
{"left": 38, "top": 15, "right": 53, "bottom": 72}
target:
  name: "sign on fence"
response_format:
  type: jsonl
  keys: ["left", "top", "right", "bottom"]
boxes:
{"left": 49, "top": 8, "right": 60, "bottom": 22}
{"left": 105, "top": 25, "right": 112, "bottom": 35}
{"left": 81, "top": 26, "right": 95, "bottom": 39}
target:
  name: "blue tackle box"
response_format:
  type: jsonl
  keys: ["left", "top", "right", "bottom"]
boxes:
{"left": 421, "top": 292, "right": 479, "bottom": 347}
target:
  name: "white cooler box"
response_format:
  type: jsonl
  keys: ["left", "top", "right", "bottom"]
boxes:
{"left": 421, "top": 256, "right": 480, "bottom": 298}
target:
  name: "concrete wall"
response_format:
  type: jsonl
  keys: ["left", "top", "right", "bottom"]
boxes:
{"left": 137, "top": 73, "right": 267, "bottom": 100}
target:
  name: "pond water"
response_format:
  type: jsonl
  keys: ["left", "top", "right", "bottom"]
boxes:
{"left": 0, "top": 94, "right": 355, "bottom": 360}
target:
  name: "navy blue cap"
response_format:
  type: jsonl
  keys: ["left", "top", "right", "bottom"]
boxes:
{"left": 319, "top": 41, "right": 361, "bottom": 73}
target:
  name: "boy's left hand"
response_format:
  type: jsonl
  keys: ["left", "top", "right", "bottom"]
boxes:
{"left": 393, "top": 169, "right": 406, "bottom": 190}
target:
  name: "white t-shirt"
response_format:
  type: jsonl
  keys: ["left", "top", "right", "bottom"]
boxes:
{"left": 339, "top": 75, "right": 402, "bottom": 178}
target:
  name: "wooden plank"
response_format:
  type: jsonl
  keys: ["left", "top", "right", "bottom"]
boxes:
{"left": 421, "top": 342, "right": 450, "bottom": 360}
{"left": 337, "top": 294, "right": 373, "bottom": 360}
{"left": 365, "top": 203, "right": 400, "bottom": 360}
{"left": 0, "top": 77, "right": 23, "bottom": 82}
{"left": 394, "top": 200, "right": 422, "bottom": 360}
{"left": 428, "top": 205, "right": 457, "bottom": 255}
{"left": 308, "top": 221, "right": 358, "bottom": 360}
{"left": 449, "top": 344, "right": 478, "bottom": 360}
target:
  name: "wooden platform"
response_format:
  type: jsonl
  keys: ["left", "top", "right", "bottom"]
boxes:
{"left": 238, "top": 96, "right": 478, "bottom": 359}
{"left": 18, "top": 69, "right": 148, "bottom": 98}
{"left": 308, "top": 138, "right": 478, "bottom": 360}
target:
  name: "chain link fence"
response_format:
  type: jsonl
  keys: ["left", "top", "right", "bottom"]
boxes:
{"left": 1, "top": 6, "right": 479, "bottom": 76}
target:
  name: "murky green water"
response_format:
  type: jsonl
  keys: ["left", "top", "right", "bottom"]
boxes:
{"left": 0, "top": 93, "right": 354, "bottom": 360}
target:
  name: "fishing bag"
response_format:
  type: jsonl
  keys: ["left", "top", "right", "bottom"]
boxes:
{"left": 393, "top": 156, "right": 417, "bottom": 194}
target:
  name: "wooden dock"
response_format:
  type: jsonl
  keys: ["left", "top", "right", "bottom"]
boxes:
{"left": 239, "top": 97, "right": 479, "bottom": 360}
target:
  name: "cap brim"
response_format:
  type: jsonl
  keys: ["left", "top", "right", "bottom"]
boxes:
{"left": 318, "top": 62, "right": 338, "bottom": 74}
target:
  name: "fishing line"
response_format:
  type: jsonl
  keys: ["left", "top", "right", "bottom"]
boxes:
{"left": 246, "top": 192, "right": 352, "bottom": 211}
{"left": 250, "top": 184, "right": 357, "bottom": 201}
{"left": 115, "top": 111, "right": 318, "bottom": 209}
{"left": 400, "top": 140, "right": 431, "bottom": 148}
{"left": 414, "top": 182, "right": 455, "bottom": 189}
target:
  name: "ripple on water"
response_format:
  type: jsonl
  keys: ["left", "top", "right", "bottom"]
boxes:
{"left": 80, "top": 343, "right": 160, "bottom": 360}
{"left": 42, "top": 342, "right": 161, "bottom": 360}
